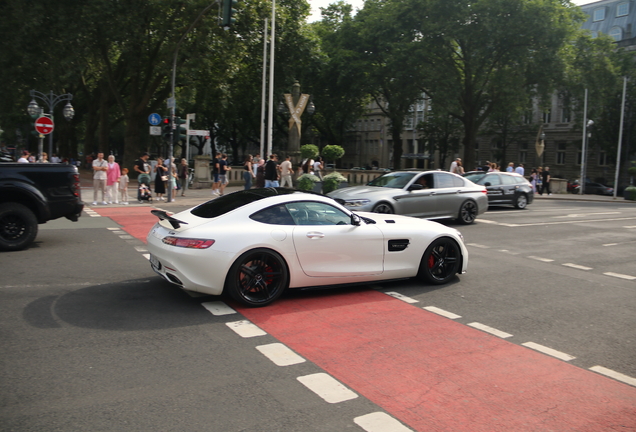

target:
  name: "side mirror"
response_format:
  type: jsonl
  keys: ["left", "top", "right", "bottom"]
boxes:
{"left": 408, "top": 184, "right": 424, "bottom": 191}
{"left": 484, "top": 182, "right": 491, "bottom": 187}
{"left": 351, "top": 213, "right": 361, "bottom": 226}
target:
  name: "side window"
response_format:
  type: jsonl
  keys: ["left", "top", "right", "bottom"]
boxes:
{"left": 434, "top": 173, "right": 456, "bottom": 188}
{"left": 414, "top": 174, "right": 434, "bottom": 188}
{"left": 286, "top": 201, "right": 351, "bottom": 226}
{"left": 483, "top": 175, "right": 502, "bottom": 186}
{"left": 250, "top": 204, "right": 295, "bottom": 225}
{"left": 452, "top": 176, "right": 465, "bottom": 187}
{"left": 502, "top": 175, "right": 516, "bottom": 185}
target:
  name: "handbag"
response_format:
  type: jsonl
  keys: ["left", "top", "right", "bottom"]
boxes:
{"left": 160, "top": 175, "right": 168, "bottom": 182}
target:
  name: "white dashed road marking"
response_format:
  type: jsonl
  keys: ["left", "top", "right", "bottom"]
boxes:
{"left": 468, "top": 322, "right": 513, "bottom": 339}
{"left": 354, "top": 412, "right": 414, "bottom": 432}
{"left": 202, "top": 301, "right": 236, "bottom": 315}
{"left": 466, "top": 243, "right": 490, "bottom": 248}
{"left": 603, "top": 272, "right": 636, "bottom": 281}
{"left": 226, "top": 320, "right": 267, "bottom": 338}
{"left": 562, "top": 263, "right": 593, "bottom": 271}
{"left": 522, "top": 342, "right": 576, "bottom": 361}
{"left": 528, "top": 256, "right": 555, "bottom": 262}
{"left": 590, "top": 366, "right": 636, "bottom": 387}
{"left": 423, "top": 306, "right": 461, "bottom": 319}
{"left": 385, "top": 292, "right": 419, "bottom": 303}
{"left": 297, "top": 373, "right": 358, "bottom": 404}
{"left": 256, "top": 343, "right": 306, "bottom": 366}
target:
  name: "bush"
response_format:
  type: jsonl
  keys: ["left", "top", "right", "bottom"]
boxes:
{"left": 300, "top": 144, "right": 319, "bottom": 160}
{"left": 321, "top": 145, "right": 345, "bottom": 164}
{"left": 323, "top": 171, "right": 347, "bottom": 182}
{"left": 297, "top": 173, "right": 321, "bottom": 191}
{"left": 321, "top": 172, "right": 347, "bottom": 194}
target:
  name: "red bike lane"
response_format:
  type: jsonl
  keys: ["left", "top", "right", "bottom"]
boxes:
{"left": 94, "top": 207, "right": 636, "bottom": 431}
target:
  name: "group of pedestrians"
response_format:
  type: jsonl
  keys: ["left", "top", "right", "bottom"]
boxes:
{"left": 530, "top": 166, "right": 552, "bottom": 195}
{"left": 91, "top": 152, "right": 130, "bottom": 205}
{"left": 235, "top": 153, "right": 324, "bottom": 191}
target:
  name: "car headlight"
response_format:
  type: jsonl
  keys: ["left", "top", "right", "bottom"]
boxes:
{"left": 344, "top": 199, "right": 371, "bottom": 207}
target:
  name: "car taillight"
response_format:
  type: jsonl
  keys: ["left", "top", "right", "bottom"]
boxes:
{"left": 162, "top": 236, "right": 215, "bottom": 249}
{"left": 72, "top": 173, "right": 81, "bottom": 197}
{"left": 481, "top": 188, "right": 488, "bottom": 194}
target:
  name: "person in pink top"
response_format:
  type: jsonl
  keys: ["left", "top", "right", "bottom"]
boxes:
{"left": 106, "top": 154, "right": 121, "bottom": 204}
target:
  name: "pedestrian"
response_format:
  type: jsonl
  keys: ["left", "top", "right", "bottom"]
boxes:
{"left": 313, "top": 156, "right": 324, "bottom": 180}
{"left": 218, "top": 153, "right": 231, "bottom": 195}
{"left": 134, "top": 152, "right": 151, "bottom": 187}
{"left": 449, "top": 157, "right": 461, "bottom": 173}
{"left": 106, "top": 154, "right": 121, "bottom": 204}
{"left": 515, "top": 163, "right": 525, "bottom": 176}
{"left": 211, "top": 152, "right": 221, "bottom": 196}
{"left": 536, "top": 167, "right": 543, "bottom": 194}
{"left": 530, "top": 168, "right": 538, "bottom": 193}
{"left": 455, "top": 160, "right": 465, "bottom": 175}
{"left": 264, "top": 154, "right": 280, "bottom": 188}
{"left": 177, "top": 158, "right": 188, "bottom": 196}
{"left": 280, "top": 155, "right": 293, "bottom": 188}
{"left": 92, "top": 151, "right": 108, "bottom": 205}
{"left": 255, "top": 159, "right": 266, "bottom": 188}
{"left": 38, "top": 152, "right": 49, "bottom": 163}
{"left": 51, "top": 153, "right": 61, "bottom": 163}
{"left": 252, "top": 154, "right": 261, "bottom": 177}
{"left": 17, "top": 150, "right": 30, "bottom": 163}
{"left": 300, "top": 156, "right": 314, "bottom": 175}
{"left": 154, "top": 157, "right": 167, "bottom": 200}
{"left": 243, "top": 155, "right": 256, "bottom": 190}
{"left": 119, "top": 167, "right": 130, "bottom": 204}
{"left": 541, "top": 166, "right": 551, "bottom": 195}
{"left": 506, "top": 162, "right": 514, "bottom": 172}
{"left": 168, "top": 156, "right": 177, "bottom": 201}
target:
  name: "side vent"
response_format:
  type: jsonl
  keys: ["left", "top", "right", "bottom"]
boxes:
{"left": 385, "top": 220, "right": 396, "bottom": 223}
{"left": 388, "top": 239, "right": 410, "bottom": 252}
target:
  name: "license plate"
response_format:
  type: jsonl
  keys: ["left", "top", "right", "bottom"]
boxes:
{"left": 149, "top": 254, "right": 161, "bottom": 270}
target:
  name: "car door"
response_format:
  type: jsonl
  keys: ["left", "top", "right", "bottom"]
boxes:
{"left": 481, "top": 174, "right": 504, "bottom": 203}
{"left": 432, "top": 172, "right": 465, "bottom": 216}
{"left": 288, "top": 201, "right": 385, "bottom": 277}
{"left": 392, "top": 173, "right": 440, "bottom": 217}
{"left": 500, "top": 174, "right": 519, "bottom": 204}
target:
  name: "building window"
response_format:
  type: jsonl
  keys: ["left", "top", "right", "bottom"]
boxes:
{"left": 617, "top": 2, "right": 629, "bottom": 16}
{"left": 609, "top": 27, "right": 622, "bottom": 41}
{"left": 562, "top": 107, "right": 570, "bottom": 123}
{"left": 543, "top": 109, "right": 551, "bottom": 124}
{"left": 598, "top": 151, "right": 608, "bottom": 166}
{"left": 519, "top": 142, "right": 528, "bottom": 164}
{"left": 556, "top": 142, "right": 566, "bottom": 165}
{"left": 593, "top": 7, "right": 605, "bottom": 21}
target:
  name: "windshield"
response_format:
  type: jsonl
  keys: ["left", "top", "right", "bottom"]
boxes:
{"left": 367, "top": 172, "right": 416, "bottom": 189}
{"left": 463, "top": 172, "right": 487, "bottom": 184}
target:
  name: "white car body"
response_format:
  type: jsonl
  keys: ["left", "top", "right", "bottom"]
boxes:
{"left": 146, "top": 189, "right": 468, "bottom": 306}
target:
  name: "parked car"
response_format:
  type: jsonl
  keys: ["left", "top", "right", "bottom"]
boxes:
{"left": 146, "top": 188, "right": 468, "bottom": 307}
{"left": 571, "top": 181, "right": 614, "bottom": 195}
{"left": 462, "top": 171, "right": 534, "bottom": 209}
{"left": 327, "top": 170, "right": 488, "bottom": 224}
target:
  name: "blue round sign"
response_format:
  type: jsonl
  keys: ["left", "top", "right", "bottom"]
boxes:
{"left": 148, "top": 113, "right": 162, "bottom": 126}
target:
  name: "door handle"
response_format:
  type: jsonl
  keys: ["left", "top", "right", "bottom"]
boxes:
{"left": 306, "top": 232, "right": 324, "bottom": 239}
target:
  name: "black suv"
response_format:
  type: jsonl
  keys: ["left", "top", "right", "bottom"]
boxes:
{"left": 463, "top": 171, "right": 534, "bottom": 209}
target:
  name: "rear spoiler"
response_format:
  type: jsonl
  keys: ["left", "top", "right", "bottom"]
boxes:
{"left": 150, "top": 210, "right": 189, "bottom": 229}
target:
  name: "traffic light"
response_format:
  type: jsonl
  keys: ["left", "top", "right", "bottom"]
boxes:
{"left": 175, "top": 117, "right": 187, "bottom": 141}
{"left": 221, "top": 0, "right": 238, "bottom": 29}
{"left": 162, "top": 117, "right": 172, "bottom": 142}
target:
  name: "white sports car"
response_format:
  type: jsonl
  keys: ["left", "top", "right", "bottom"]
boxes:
{"left": 146, "top": 188, "right": 468, "bottom": 307}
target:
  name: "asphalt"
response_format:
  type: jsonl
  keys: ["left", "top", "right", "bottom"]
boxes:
{"left": 79, "top": 168, "right": 636, "bottom": 209}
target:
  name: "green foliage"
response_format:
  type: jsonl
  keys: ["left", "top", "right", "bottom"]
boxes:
{"left": 628, "top": 166, "right": 636, "bottom": 177}
{"left": 297, "top": 173, "right": 321, "bottom": 191}
{"left": 322, "top": 177, "right": 341, "bottom": 194}
{"left": 321, "top": 145, "right": 345, "bottom": 163}
{"left": 300, "top": 144, "right": 319, "bottom": 159}
{"left": 323, "top": 171, "right": 347, "bottom": 182}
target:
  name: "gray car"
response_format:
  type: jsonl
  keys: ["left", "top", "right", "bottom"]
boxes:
{"left": 327, "top": 170, "right": 488, "bottom": 224}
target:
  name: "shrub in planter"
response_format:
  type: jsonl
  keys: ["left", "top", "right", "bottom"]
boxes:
{"left": 297, "top": 173, "right": 321, "bottom": 191}
{"left": 322, "top": 172, "right": 348, "bottom": 194}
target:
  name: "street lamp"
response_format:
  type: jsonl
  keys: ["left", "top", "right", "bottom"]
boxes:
{"left": 27, "top": 90, "right": 75, "bottom": 158}
{"left": 580, "top": 119, "right": 594, "bottom": 195}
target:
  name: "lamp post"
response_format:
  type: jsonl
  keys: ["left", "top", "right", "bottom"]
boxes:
{"left": 580, "top": 119, "right": 594, "bottom": 195}
{"left": 27, "top": 90, "right": 74, "bottom": 158}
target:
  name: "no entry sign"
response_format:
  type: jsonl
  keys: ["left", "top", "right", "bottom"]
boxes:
{"left": 35, "top": 116, "right": 54, "bottom": 135}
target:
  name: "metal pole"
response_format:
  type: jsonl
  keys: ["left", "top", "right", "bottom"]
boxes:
{"left": 267, "top": 0, "right": 276, "bottom": 157}
{"left": 260, "top": 18, "right": 268, "bottom": 159}
{"left": 580, "top": 89, "right": 588, "bottom": 195}
{"left": 613, "top": 76, "right": 627, "bottom": 199}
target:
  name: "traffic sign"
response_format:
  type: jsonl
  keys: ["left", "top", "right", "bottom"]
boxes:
{"left": 188, "top": 129, "right": 209, "bottom": 136}
{"left": 35, "top": 116, "right": 54, "bottom": 135}
{"left": 149, "top": 126, "right": 161, "bottom": 136}
{"left": 148, "top": 113, "right": 162, "bottom": 126}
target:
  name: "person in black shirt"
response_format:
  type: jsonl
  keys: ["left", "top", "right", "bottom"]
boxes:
{"left": 540, "top": 166, "right": 551, "bottom": 195}
{"left": 264, "top": 154, "right": 280, "bottom": 188}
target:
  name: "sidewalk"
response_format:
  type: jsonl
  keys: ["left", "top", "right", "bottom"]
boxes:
{"left": 79, "top": 168, "right": 636, "bottom": 208}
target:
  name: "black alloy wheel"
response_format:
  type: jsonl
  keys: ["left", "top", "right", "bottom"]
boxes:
{"left": 372, "top": 202, "right": 394, "bottom": 214}
{"left": 227, "top": 248, "right": 288, "bottom": 307}
{"left": 418, "top": 237, "right": 461, "bottom": 285}
{"left": 457, "top": 200, "right": 477, "bottom": 224}
{"left": 0, "top": 203, "right": 38, "bottom": 251}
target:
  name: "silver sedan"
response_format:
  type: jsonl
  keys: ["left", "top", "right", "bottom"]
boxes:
{"left": 328, "top": 170, "right": 488, "bottom": 224}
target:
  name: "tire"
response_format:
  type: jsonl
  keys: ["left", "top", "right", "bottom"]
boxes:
{"left": 418, "top": 237, "right": 461, "bottom": 285}
{"left": 0, "top": 203, "right": 39, "bottom": 251}
{"left": 514, "top": 194, "right": 528, "bottom": 209}
{"left": 457, "top": 200, "right": 477, "bottom": 224}
{"left": 372, "top": 202, "right": 394, "bottom": 214}
{"left": 226, "top": 248, "right": 289, "bottom": 307}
